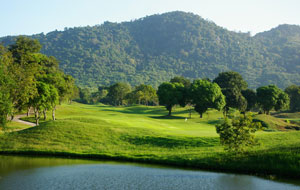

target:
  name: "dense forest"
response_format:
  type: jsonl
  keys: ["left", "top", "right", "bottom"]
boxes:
{"left": 1, "top": 11, "right": 300, "bottom": 89}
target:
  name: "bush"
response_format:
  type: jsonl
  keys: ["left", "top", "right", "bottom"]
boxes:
{"left": 216, "top": 115, "right": 262, "bottom": 152}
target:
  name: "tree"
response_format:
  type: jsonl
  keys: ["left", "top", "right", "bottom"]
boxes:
{"left": 30, "top": 82, "right": 52, "bottom": 125}
{"left": 242, "top": 89, "right": 257, "bottom": 111}
{"left": 0, "top": 91, "right": 12, "bottom": 129}
{"left": 285, "top": 85, "right": 300, "bottom": 112}
{"left": 275, "top": 91, "right": 290, "bottom": 111}
{"left": 170, "top": 76, "right": 191, "bottom": 88}
{"left": 157, "top": 82, "right": 184, "bottom": 116}
{"left": 78, "top": 88, "right": 92, "bottom": 104}
{"left": 190, "top": 79, "right": 225, "bottom": 118}
{"left": 170, "top": 76, "right": 191, "bottom": 108}
{"left": 7, "top": 37, "right": 40, "bottom": 116}
{"left": 48, "top": 85, "right": 59, "bottom": 121}
{"left": 0, "top": 45, "right": 13, "bottom": 128}
{"left": 107, "top": 82, "right": 131, "bottom": 106}
{"left": 213, "top": 71, "right": 248, "bottom": 90}
{"left": 128, "top": 84, "right": 157, "bottom": 105}
{"left": 216, "top": 115, "right": 262, "bottom": 152}
{"left": 213, "top": 71, "right": 248, "bottom": 114}
{"left": 256, "top": 85, "right": 289, "bottom": 114}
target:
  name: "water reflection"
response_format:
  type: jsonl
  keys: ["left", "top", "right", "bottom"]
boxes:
{"left": 0, "top": 155, "right": 299, "bottom": 190}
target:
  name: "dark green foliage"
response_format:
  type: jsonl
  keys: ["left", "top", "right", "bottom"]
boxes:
{"left": 213, "top": 71, "right": 248, "bottom": 113}
{"left": 90, "top": 89, "right": 108, "bottom": 104}
{"left": 242, "top": 89, "right": 257, "bottom": 111}
{"left": 170, "top": 76, "right": 191, "bottom": 107}
{"left": 170, "top": 76, "right": 191, "bottom": 88}
{"left": 78, "top": 88, "right": 92, "bottom": 104}
{"left": 257, "top": 85, "right": 289, "bottom": 114}
{"left": 157, "top": 82, "right": 184, "bottom": 116}
{"left": 216, "top": 115, "right": 262, "bottom": 152}
{"left": 107, "top": 82, "right": 131, "bottom": 106}
{"left": 213, "top": 71, "right": 248, "bottom": 90}
{"left": 1, "top": 12, "right": 300, "bottom": 89}
{"left": 285, "top": 85, "right": 300, "bottom": 112}
{"left": 190, "top": 79, "right": 225, "bottom": 118}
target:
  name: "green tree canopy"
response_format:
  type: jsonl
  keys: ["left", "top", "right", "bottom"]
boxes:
{"left": 257, "top": 85, "right": 289, "bottom": 114}
{"left": 30, "top": 82, "right": 52, "bottom": 125}
{"left": 128, "top": 84, "right": 157, "bottom": 105}
{"left": 0, "top": 48, "right": 13, "bottom": 127}
{"left": 242, "top": 89, "right": 257, "bottom": 111}
{"left": 285, "top": 85, "right": 300, "bottom": 112}
{"left": 107, "top": 82, "right": 131, "bottom": 106}
{"left": 170, "top": 76, "right": 191, "bottom": 107}
{"left": 170, "top": 76, "right": 191, "bottom": 88}
{"left": 213, "top": 71, "right": 248, "bottom": 114}
{"left": 157, "top": 82, "right": 184, "bottom": 116}
{"left": 190, "top": 79, "right": 225, "bottom": 118}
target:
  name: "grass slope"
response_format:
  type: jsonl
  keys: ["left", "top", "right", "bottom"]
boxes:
{"left": 1, "top": 103, "right": 300, "bottom": 179}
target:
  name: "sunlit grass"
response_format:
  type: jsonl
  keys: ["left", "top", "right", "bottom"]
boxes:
{"left": 0, "top": 102, "right": 300, "bottom": 179}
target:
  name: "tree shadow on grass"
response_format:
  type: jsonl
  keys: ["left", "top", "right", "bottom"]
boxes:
{"left": 205, "top": 120, "right": 223, "bottom": 125}
{"left": 122, "top": 135, "right": 219, "bottom": 148}
{"left": 149, "top": 115, "right": 186, "bottom": 120}
{"left": 99, "top": 106, "right": 166, "bottom": 115}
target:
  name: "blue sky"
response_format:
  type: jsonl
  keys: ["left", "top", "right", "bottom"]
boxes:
{"left": 1, "top": 0, "right": 300, "bottom": 37}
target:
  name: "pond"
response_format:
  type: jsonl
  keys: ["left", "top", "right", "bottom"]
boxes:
{"left": 0, "top": 155, "right": 299, "bottom": 190}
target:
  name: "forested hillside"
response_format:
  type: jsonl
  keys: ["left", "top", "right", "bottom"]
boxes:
{"left": 1, "top": 11, "right": 300, "bottom": 88}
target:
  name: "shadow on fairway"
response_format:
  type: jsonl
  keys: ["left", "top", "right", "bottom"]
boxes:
{"left": 149, "top": 115, "right": 186, "bottom": 120}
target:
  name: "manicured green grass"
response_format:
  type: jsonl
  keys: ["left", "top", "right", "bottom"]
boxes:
{"left": 0, "top": 122, "right": 32, "bottom": 135}
{"left": 1, "top": 103, "right": 300, "bottom": 179}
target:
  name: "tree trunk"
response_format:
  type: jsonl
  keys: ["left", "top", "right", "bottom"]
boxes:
{"left": 34, "top": 108, "right": 39, "bottom": 126}
{"left": 168, "top": 106, "right": 172, "bottom": 116}
{"left": 52, "top": 105, "right": 56, "bottom": 121}
{"left": 200, "top": 113, "right": 203, "bottom": 118}
{"left": 27, "top": 107, "right": 30, "bottom": 117}
{"left": 43, "top": 109, "right": 47, "bottom": 120}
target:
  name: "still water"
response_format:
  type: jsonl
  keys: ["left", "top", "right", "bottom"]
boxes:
{"left": 0, "top": 155, "right": 299, "bottom": 190}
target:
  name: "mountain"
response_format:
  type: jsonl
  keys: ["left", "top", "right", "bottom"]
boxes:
{"left": 1, "top": 11, "right": 300, "bottom": 89}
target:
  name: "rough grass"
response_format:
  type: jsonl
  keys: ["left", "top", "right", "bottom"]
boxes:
{"left": 1, "top": 103, "right": 300, "bottom": 180}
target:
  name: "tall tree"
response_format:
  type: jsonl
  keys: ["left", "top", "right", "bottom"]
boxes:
{"left": 285, "top": 85, "right": 300, "bottom": 112}
{"left": 190, "top": 79, "right": 225, "bottom": 118}
{"left": 30, "top": 82, "right": 52, "bottom": 125}
{"left": 107, "top": 82, "right": 131, "bottom": 106}
{"left": 242, "top": 89, "right": 257, "bottom": 111}
{"left": 213, "top": 71, "right": 248, "bottom": 114}
{"left": 257, "top": 85, "right": 289, "bottom": 114}
{"left": 7, "top": 37, "right": 41, "bottom": 116}
{"left": 0, "top": 46, "right": 13, "bottom": 128}
{"left": 157, "top": 82, "right": 184, "bottom": 116}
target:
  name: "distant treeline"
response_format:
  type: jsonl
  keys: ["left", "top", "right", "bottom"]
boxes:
{"left": 0, "top": 37, "right": 77, "bottom": 127}
{"left": 78, "top": 73, "right": 300, "bottom": 117}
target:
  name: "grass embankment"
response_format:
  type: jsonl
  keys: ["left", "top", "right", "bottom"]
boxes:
{"left": 0, "top": 122, "right": 31, "bottom": 135}
{"left": 1, "top": 103, "right": 300, "bottom": 179}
